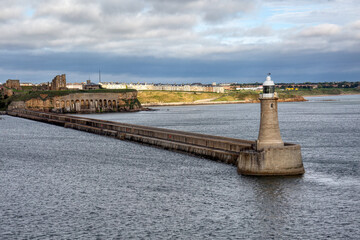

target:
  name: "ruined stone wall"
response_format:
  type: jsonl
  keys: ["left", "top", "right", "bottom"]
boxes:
{"left": 51, "top": 74, "right": 67, "bottom": 90}
{"left": 6, "top": 79, "right": 21, "bottom": 90}
{"left": 24, "top": 91, "right": 141, "bottom": 113}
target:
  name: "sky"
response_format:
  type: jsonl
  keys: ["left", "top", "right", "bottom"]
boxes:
{"left": 1, "top": 0, "right": 360, "bottom": 84}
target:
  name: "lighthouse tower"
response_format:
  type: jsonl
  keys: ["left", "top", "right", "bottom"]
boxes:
{"left": 256, "top": 73, "right": 284, "bottom": 150}
{"left": 237, "top": 73, "right": 304, "bottom": 175}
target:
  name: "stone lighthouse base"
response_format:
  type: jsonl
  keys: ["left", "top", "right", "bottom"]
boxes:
{"left": 237, "top": 143, "right": 305, "bottom": 176}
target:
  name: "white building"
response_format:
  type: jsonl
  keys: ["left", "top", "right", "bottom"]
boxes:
{"left": 100, "top": 82, "right": 127, "bottom": 89}
{"left": 236, "top": 86, "right": 263, "bottom": 91}
{"left": 66, "top": 83, "right": 83, "bottom": 90}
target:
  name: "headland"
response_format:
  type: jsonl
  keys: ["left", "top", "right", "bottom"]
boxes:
{"left": 138, "top": 90, "right": 306, "bottom": 107}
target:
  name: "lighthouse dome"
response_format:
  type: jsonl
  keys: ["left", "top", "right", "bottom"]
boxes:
{"left": 263, "top": 73, "right": 274, "bottom": 86}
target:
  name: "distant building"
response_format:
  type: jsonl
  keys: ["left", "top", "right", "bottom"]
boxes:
{"left": 20, "top": 82, "right": 34, "bottom": 87}
{"left": 5, "top": 79, "right": 21, "bottom": 90}
{"left": 67, "top": 83, "right": 83, "bottom": 90}
{"left": 100, "top": 82, "right": 225, "bottom": 92}
{"left": 83, "top": 81, "right": 101, "bottom": 90}
{"left": 33, "top": 82, "right": 51, "bottom": 91}
{"left": 236, "top": 86, "right": 263, "bottom": 91}
{"left": 100, "top": 82, "right": 127, "bottom": 89}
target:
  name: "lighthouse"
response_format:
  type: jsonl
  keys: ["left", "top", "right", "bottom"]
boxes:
{"left": 237, "top": 73, "right": 305, "bottom": 175}
{"left": 256, "top": 73, "right": 284, "bottom": 150}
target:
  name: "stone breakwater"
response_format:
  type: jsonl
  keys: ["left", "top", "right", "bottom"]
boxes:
{"left": 7, "top": 110, "right": 304, "bottom": 176}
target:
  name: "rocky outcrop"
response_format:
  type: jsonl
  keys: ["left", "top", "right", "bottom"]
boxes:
{"left": 8, "top": 101, "right": 26, "bottom": 111}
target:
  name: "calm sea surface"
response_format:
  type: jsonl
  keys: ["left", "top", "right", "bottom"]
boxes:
{"left": 1, "top": 95, "right": 359, "bottom": 239}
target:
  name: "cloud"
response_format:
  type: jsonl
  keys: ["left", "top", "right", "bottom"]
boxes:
{"left": 147, "top": 0, "right": 256, "bottom": 22}
{"left": 1, "top": 0, "right": 359, "bottom": 57}
{"left": 349, "top": 20, "right": 360, "bottom": 29}
{"left": 0, "top": 7, "right": 24, "bottom": 22}
{"left": 278, "top": 20, "right": 360, "bottom": 53}
{"left": 298, "top": 24, "right": 341, "bottom": 38}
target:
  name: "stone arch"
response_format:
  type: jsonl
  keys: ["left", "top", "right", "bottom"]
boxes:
{"left": 99, "top": 99, "right": 103, "bottom": 107}
{"left": 71, "top": 100, "right": 75, "bottom": 111}
{"left": 95, "top": 100, "right": 98, "bottom": 108}
{"left": 75, "top": 100, "right": 81, "bottom": 112}
{"left": 104, "top": 99, "right": 107, "bottom": 107}
{"left": 86, "top": 99, "right": 90, "bottom": 108}
{"left": 113, "top": 100, "right": 116, "bottom": 109}
{"left": 81, "top": 99, "right": 85, "bottom": 109}
{"left": 108, "top": 100, "right": 112, "bottom": 108}
{"left": 61, "top": 100, "right": 65, "bottom": 108}
{"left": 66, "top": 100, "right": 70, "bottom": 108}
{"left": 90, "top": 100, "right": 93, "bottom": 108}
{"left": 55, "top": 100, "right": 60, "bottom": 108}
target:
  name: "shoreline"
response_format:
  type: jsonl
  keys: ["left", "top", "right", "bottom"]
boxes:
{"left": 141, "top": 98, "right": 306, "bottom": 107}
{"left": 302, "top": 93, "right": 360, "bottom": 98}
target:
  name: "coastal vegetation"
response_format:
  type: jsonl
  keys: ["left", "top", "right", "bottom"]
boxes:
{"left": 137, "top": 91, "right": 221, "bottom": 104}
{"left": 281, "top": 88, "right": 360, "bottom": 96}
{"left": 137, "top": 90, "right": 305, "bottom": 104}
{"left": 137, "top": 87, "right": 360, "bottom": 105}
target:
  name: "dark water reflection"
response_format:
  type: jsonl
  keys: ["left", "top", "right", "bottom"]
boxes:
{"left": 1, "top": 95, "right": 359, "bottom": 239}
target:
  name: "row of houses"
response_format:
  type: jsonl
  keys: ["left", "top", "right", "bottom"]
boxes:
{"left": 97, "top": 82, "right": 225, "bottom": 93}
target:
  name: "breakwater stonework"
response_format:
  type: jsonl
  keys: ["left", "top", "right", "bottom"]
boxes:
{"left": 7, "top": 109, "right": 304, "bottom": 176}
{"left": 8, "top": 91, "right": 142, "bottom": 113}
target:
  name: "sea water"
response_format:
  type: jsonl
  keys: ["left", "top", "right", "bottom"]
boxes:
{"left": 0, "top": 95, "right": 359, "bottom": 239}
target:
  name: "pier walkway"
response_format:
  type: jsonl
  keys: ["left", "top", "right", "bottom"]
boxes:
{"left": 8, "top": 110, "right": 255, "bottom": 165}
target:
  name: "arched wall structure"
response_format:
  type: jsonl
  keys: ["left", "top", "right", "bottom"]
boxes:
{"left": 24, "top": 92, "right": 141, "bottom": 113}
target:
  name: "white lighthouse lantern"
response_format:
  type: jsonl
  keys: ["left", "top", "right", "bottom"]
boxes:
{"left": 261, "top": 73, "right": 275, "bottom": 98}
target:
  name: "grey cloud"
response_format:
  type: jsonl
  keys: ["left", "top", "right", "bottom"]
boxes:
{"left": 99, "top": 0, "right": 146, "bottom": 15}
{"left": 298, "top": 24, "right": 341, "bottom": 38}
{"left": 35, "top": 1, "right": 102, "bottom": 24}
{"left": 266, "top": 0, "right": 360, "bottom": 26}
{"left": 0, "top": 7, "right": 24, "bottom": 22}
{"left": 281, "top": 20, "right": 360, "bottom": 52}
{"left": 149, "top": 0, "right": 256, "bottom": 22}
{"left": 350, "top": 20, "right": 360, "bottom": 30}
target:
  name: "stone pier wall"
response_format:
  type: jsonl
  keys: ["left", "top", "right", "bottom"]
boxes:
{"left": 7, "top": 110, "right": 254, "bottom": 165}
{"left": 7, "top": 109, "right": 304, "bottom": 176}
